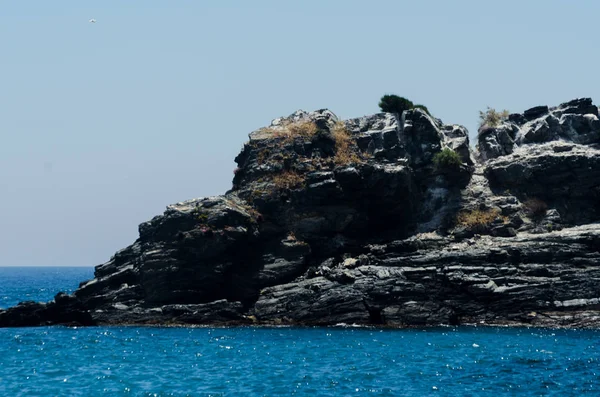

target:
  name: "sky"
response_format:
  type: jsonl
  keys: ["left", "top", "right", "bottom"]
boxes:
{"left": 1, "top": 0, "right": 598, "bottom": 266}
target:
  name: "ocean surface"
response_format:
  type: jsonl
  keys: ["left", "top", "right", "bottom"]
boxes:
{"left": 1, "top": 267, "right": 599, "bottom": 396}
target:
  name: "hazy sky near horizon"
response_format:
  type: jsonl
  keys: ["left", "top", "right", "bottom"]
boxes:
{"left": 1, "top": 1, "right": 598, "bottom": 266}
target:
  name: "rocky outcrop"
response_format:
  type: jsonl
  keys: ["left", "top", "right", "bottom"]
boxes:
{"left": 478, "top": 98, "right": 600, "bottom": 225}
{"left": 0, "top": 293, "right": 93, "bottom": 327}
{"left": 2, "top": 98, "right": 600, "bottom": 329}
{"left": 254, "top": 225, "right": 600, "bottom": 328}
{"left": 478, "top": 98, "right": 599, "bottom": 161}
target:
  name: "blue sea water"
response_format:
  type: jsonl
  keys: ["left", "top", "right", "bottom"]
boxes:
{"left": 0, "top": 267, "right": 94, "bottom": 309}
{"left": 1, "top": 268, "right": 599, "bottom": 396}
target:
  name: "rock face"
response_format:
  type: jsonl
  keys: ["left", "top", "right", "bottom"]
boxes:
{"left": 254, "top": 225, "right": 600, "bottom": 328}
{"left": 479, "top": 98, "right": 600, "bottom": 225}
{"left": 478, "top": 98, "right": 600, "bottom": 160}
{"left": 2, "top": 98, "right": 600, "bottom": 328}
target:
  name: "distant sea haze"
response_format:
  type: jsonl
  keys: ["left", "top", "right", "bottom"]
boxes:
{"left": 0, "top": 267, "right": 599, "bottom": 395}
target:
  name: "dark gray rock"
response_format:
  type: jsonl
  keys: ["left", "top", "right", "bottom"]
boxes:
{"left": 555, "top": 98, "right": 598, "bottom": 117}
{"left": 524, "top": 105, "right": 549, "bottom": 120}
{"left": 477, "top": 124, "right": 518, "bottom": 161}
{"left": 252, "top": 224, "right": 600, "bottom": 327}
{"left": 477, "top": 97, "right": 599, "bottom": 160}
{"left": 520, "top": 115, "right": 561, "bottom": 143}
{"left": 4, "top": 99, "right": 600, "bottom": 329}
{"left": 0, "top": 293, "right": 93, "bottom": 327}
{"left": 485, "top": 143, "right": 600, "bottom": 224}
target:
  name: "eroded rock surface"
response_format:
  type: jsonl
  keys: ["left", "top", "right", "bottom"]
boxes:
{"left": 254, "top": 225, "right": 600, "bottom": 328}
{"left": 478, "top": 98, "right": 600, "bottom": 225}
{"left": 2, "top": 99, "right": 600, "bottom": 328}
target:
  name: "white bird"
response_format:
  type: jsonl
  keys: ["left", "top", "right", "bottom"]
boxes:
{"left": 89, "top": 18, "right": 96, "bottom": 23}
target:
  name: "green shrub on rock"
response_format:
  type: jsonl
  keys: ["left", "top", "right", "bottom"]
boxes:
{"left": 379, "top": 95, "right": 414, "bottom": 114}
{"left": 379, "top": 95, "right": 432, "bottom": 117}
{"left": 433, "top": 148, "right": 462, "bottom": 170}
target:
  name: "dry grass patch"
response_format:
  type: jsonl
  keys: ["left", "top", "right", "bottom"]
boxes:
{"left": 456, "top": 208, "right": 501, "bottom": 229}
{"left": 272, "top": 171, "right": 305, "bottom": 190}
{"left": 286, "top": 121, "right": 318, "bottom": 138}
{"left": 259, "top": 120, "right": 318, "bottom": 143}
{"left": 332, "top": 122, "right": 362, "bottom": 165}
{"left": 479, "top": 107, "right": 510, "bottom": 128}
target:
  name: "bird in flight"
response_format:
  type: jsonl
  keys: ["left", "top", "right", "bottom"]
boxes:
{"left": 89, "top": 18, "right": 96, "bottom": 23}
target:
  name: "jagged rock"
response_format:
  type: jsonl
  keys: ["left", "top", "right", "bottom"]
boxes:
{"left": 476, "top": 98, "right": 600, "bottom": 225}
{"left": 485, "top": 143, "right": 600, "bottom": 224}
{"left": 75, "top": 195, "right": 264, "bottom": 312}
{"left": 478, "top": 97, "right": 600, "bottom": 161}
{"left": 441, "top": 124, "right": 473, "bottom": 165}
{"left": 523, "top": 105, "right": 549, "bottom": 121}
{"left": 251, "top": 224, "right": 600, "bottom": 327}
{"left": 3, "top": 99, "right": 600, "bottom": 329}
{"left": 477, "top": 124, "right": 519, "bottom": 161}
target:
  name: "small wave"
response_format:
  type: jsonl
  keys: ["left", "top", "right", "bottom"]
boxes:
{"left": 332, "top": 323, "right": 369, "bottom": 328}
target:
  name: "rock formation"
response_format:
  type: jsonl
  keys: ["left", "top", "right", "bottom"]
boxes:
{"left": 2, "top": 98, "right": 600, "bottom": 328}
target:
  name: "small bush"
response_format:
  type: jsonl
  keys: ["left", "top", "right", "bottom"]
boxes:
{"left": 272, "top": 171, "right": 305, "bottom": 190}
{"left": 433, "top": 148, "right": 462, "bottom": 170}
{"left": 332, "top": 122, "right": 362, "bottom": 165}
{"left": 479, "top": 107, "right": 510, "bottom": 127}
{"left": 378, "top": 95, "right": 433, "bottom": 117}
{"left": 379, "top": 95, "right": 414, "bottom": 114}
{"left": 457, "top": 208, "right": 500, "bottom": 229}
{"left": 522, "top": 198, "right": 548, "bottom": 219}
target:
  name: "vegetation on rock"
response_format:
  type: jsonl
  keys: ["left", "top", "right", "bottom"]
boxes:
{"left": 6, "top": 99, "right": 600, "bottom": 329}
{"left": 433, "top": 148, "right": 462, "bottom": 170}
{"left": 479, "top": 107, "right": 510, "bottom": 127}
{"left": 256, "top": 147, "right": 271, "bottom": 165}
{"left": 283, "top": 121, "right": 318, "bottom": 139}
{"left": 332, "top": 122, "right": 362, "bottom": 166}
{"left": 378, "top": 94, "right": 414, "bottom": 114}
{"left": 260, "top": 120, "right": 318, "bottom": 143}
{"left": 379, "top": 94, "right": 431, "bottom": 116}
{"left": 456, "top": 208, "right": 503, "bottom": 229}
{"left": 413, "top": 104, "right": 431, "bottom": 116}
{"left": 271, "top": 171, "right": 305, "bottom": 191}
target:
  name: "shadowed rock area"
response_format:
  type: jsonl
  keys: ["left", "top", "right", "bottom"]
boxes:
{"left": 2, "top": 98, "right": 600, "bottom": 328}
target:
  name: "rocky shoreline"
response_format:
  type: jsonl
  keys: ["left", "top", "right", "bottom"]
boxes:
{"left": 2, "top": 98, "right": 600, "bottom": 328}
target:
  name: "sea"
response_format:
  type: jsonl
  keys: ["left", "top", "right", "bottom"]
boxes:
{"left": 0, "top": 267, "right": 599, "bottom": 396}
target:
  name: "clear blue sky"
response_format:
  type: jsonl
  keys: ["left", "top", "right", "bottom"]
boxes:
{"left": 1, "top": 1, "right": 598, "bottom": 266}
